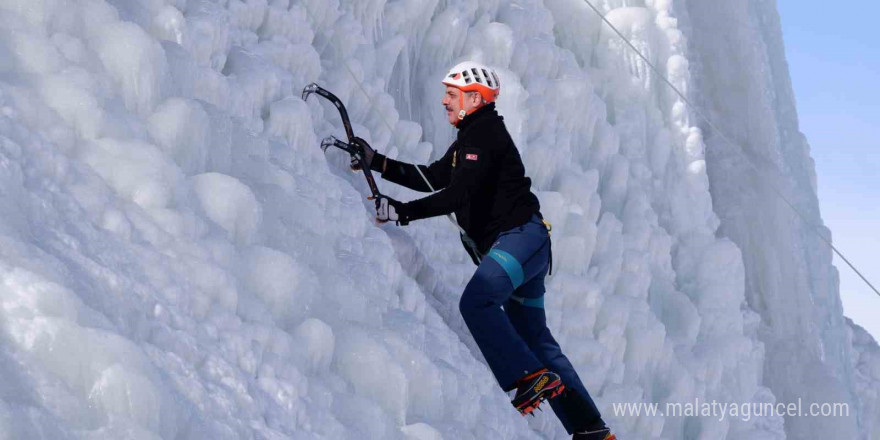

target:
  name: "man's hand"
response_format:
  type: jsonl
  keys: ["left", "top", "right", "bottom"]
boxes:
{"left": 350, "top": 137, "right": 376, "bottom": 171}
{"left": 375, "top": 195, "right": 409, "bottom": 225}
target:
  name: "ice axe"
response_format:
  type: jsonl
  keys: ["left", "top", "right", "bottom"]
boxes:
{"left": 302, "top": 83, "right": 382, "bottom": 199}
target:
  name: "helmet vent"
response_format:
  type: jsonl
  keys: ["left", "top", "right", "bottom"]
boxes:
{"left": 483, "top": 69, "right": 495, "bottom": 87}
{"left": 471, "top": 68, "right": 483, "bottom": 83}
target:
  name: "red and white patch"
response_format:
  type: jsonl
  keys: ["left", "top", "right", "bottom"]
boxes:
{"left": 465, "top": 153, "right": 478, "bottom": 161}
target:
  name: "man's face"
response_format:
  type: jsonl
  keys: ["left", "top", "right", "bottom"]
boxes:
{"left": 442, "top": 86, "right": 481, "bottom": 125}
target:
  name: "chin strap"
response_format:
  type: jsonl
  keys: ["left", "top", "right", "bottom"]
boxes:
{"left": 454, "top": 92, "right": 482, "bottom": 126}
{"left": 457, "top": 92, "right": 467, "bottom": 123}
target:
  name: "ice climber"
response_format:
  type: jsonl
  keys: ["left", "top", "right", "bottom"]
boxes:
{"left": 352, "top": 61, "right": 615, "bottom": 440}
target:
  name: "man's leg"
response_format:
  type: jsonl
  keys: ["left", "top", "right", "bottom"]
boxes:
{"left": 459, "top": 246, "right": 545, "bottom": 389}
{"left": 458, "top": 217, "right": 552, "bottom": 390}
{"left": 506, "top": 274, "right": 603, "bottom": 434}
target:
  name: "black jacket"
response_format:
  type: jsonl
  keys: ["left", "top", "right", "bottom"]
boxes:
{"left": 371, "top": 104, "right": 541, "bottom": 262}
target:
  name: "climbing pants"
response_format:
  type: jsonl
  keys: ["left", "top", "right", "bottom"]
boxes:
{"left": 458, "top": 214, "right": 602, "bottom": 433}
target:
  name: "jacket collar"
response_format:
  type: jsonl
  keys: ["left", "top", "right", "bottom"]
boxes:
{"left": 456, "top": 102, "right": 497, "bottom": 135}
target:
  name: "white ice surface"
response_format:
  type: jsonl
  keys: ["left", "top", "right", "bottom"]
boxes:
{"left": 0, "top": 0, "right": 876, "bottom": 439}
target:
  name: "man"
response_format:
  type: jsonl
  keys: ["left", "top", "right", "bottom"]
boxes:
{"left": 354, "top": 61, "right": 614, "bottom": 440}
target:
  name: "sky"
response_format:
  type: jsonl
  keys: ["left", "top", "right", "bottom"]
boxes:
{"left": 777, "top": 0, "right": 880, "bottom": 341}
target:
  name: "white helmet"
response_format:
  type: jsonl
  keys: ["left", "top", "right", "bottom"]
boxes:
{"left": 442, "top": 61, "right": 500, "bottom": 103}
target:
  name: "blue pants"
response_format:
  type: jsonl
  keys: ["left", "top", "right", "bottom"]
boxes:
{"left": 459, "top": 214, "right": 602, "bottom": 434}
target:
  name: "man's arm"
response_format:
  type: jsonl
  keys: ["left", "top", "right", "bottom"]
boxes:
{"left": 371, "top": 147, "right": 454, "bottom": 192}
{"left": 400, "top": 144, "right": 491, "bottom": 221}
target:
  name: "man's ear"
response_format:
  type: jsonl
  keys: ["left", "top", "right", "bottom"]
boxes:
{"left": 470, "top": 92, "right": 483, "bottom": 106}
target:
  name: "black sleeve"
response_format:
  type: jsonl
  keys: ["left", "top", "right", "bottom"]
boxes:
{"left": 371, "top": 147, "right": 454, "bottom": 193}
{"left": 401, "top": 144, "right": 491, "bottom": 221}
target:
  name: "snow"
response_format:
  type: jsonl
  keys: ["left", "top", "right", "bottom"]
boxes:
{"left": 0, "top": 0, "right": 877, "bottom": 439}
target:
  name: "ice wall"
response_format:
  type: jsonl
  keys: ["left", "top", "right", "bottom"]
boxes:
{"left": 679, "top": 0, "right": 878, "bottom": 438}
{"left": 0, "top": 0, "right": 876, "bottom": 439}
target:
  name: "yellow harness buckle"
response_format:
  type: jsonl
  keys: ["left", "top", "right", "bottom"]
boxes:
{"left": 541, "top": 219, "right": 552, "bottom": 236}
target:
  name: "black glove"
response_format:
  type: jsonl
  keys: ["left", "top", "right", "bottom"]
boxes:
{"left": 349, "top": 136, "right": 376, "bottom": 171}
{"left": 375, "top": 195, "right": 410, "bottom": 225}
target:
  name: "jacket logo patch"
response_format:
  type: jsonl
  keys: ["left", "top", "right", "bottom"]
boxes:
{"left": 465, "top": 153, "right": 478, "bottom": 161}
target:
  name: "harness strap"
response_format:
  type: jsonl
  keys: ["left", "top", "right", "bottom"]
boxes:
{"left": 487, "top": 249, "right": 524, "bottom": 289}
{"left": 490, "top": 248, "right": 546, "bottom": 309}
{"left": 510, "top": 294, "right": 545, "bottom": 308}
